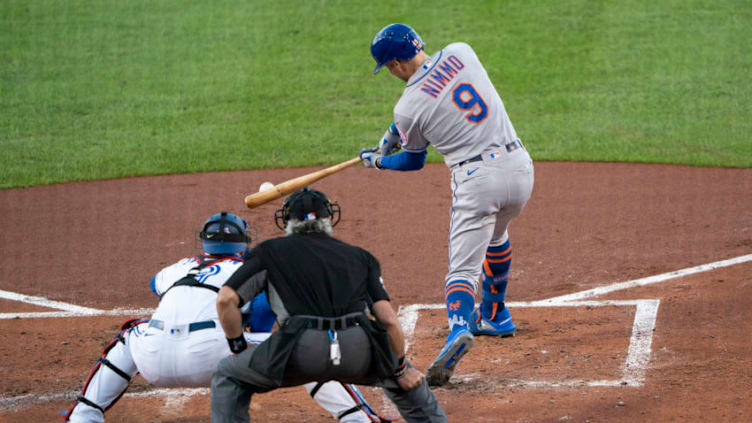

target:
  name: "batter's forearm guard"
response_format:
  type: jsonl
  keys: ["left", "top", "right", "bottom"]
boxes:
{"left": 378, "top": 150, "right": 427, "bottom": 171}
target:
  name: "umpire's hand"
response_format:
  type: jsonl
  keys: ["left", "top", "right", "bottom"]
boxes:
{"left": 397, "top": 367, "right": 424, "bottom": 391}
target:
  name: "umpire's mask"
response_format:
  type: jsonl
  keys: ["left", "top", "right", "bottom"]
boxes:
{"left": 274, "top": 187, "right": 341, "bottom": 230}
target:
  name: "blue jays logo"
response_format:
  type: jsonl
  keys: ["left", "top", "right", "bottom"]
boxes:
{"left": 196, "top": 265, "right": 220, "bottom": 283}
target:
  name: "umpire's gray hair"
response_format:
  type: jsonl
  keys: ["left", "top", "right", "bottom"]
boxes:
{"left": 285, "top": 218, "right": 333, "bottom": 236}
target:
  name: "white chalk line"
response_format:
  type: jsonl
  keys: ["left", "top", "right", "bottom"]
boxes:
{"left": 0, "top": 287, "right": 156, "bottom": 319}
{"left": 622, "top": 300, "right": 660, "bottom": 386}
{"left": 453, "top": 373, "right": 625, "bottom": 388}
{"left": 0, "top": 289, "right": 102, "bottom": 315}
{"left": 1, "top": 253, "right": 750, "bottom": 411}
{"left": 0, "top": 388, "right": 208, "bottom": 412}
{"left": 0, "top": 308, "right": 156, "bottom": 320}
{"left": 398, "top": 253, "right": 752, "bottom": 389}
{"left": 535, "top": 253, "right": 752, "bottom": 305}
{"left": 398, "top": 299, "right": 658, "bottom": 388}
{"left": 160, "top": 388, "right": 207, "bottom": 416}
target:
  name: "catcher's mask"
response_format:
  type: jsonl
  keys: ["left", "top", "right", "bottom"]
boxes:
{"left": 274, "top": 187, "right": 341, "bottom": 231}
{"left": 199, "top": 211, "right": 252, "bottom": 255}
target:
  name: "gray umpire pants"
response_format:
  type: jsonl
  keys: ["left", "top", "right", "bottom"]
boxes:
{"left": 210, "top": 326, "right": 448, "bottom": 423}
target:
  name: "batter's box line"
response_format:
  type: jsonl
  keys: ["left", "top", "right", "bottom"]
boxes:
{"left": 398, "top": 299, "right": 658, "bottom": 388}
{"left": 1, "top": 253, "right": 749, "bottom": 321}
{"left": 1, "top": 255, "right": 750, "bottom": 412}
{"left": 396, "top": 252, "right": 752, "bottom": 389}
{"left": 0, "top": 287, "right": 157, "bottom": 319}
{"left": 0, "top": 388, "right": 208, "bottom": 413}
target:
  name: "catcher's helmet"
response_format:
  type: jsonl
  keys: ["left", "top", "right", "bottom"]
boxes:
{"left": 370, "top": 23, "right": 425, "bottom": 74}
{"left": 199, "top": 211, "right": 251, "bottom": 255}
{"left": 274, "top": 187, "right": 341, "bottom": 230}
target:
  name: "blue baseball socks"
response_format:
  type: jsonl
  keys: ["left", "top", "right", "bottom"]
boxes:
{"left": 470, "top": 240, "right": 516, "bottom": 336}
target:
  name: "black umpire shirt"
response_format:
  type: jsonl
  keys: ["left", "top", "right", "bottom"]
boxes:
{"left": 226, "top": 232, "right": 390, "bottom": 321}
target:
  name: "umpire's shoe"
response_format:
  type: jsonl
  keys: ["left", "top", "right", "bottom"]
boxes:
{"left": 426, "top": 327, "right": 474, "bottom": 386}
{"left": 468, "top": 306, "right": 516, "bottom": 337}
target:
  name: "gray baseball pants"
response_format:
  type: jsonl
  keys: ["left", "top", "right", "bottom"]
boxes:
{"left": 447, "top": 146, "right": 534, "bottom": 290}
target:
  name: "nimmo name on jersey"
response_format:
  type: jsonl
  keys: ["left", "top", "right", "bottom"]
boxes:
{"left": 420, "top": 55, "right": 465, "bottom": 98}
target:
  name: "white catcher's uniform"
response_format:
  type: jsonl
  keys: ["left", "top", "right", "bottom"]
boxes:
{"left": 135, "top": 255, "right": 243, "bottom": 386}
{"left": 394, "top": 42, "right": 534, "bottom": 289}
{"left": 67, "top": 254, "right": 384, "bottom": 423}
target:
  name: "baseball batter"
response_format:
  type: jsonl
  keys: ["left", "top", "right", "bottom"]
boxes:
{"left": 360, "top": 24, "right": 535, "bottom": 386}
{"left": 64, "top": 211, "right": 391, "bottom": 423}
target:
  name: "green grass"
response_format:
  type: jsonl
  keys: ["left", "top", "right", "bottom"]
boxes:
{"left": 1, "top": 0, "right": 750, "bottom": 189}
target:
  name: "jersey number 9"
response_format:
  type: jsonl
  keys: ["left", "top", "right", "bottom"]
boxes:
{"left": 452, "top": 83, "right": 488, "bottom": 124}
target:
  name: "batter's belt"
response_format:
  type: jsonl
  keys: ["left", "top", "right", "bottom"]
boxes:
{"left": 454, "top": 154, "right": 483, "bottom": 168}
{"left": 453, "top": 139, "right": 524, "bottom": 168}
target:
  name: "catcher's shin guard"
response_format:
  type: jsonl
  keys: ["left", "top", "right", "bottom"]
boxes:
{"left": 307, "top": 381, "right": 397, "bottom": 422}
{"left": 65, "top": 318, "right": 145, "bottom": 422}
{"left": 340, "top": 383, "right": 398, "bottom": 422}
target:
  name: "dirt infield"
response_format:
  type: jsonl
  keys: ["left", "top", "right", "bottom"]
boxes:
{"left": 1, "top": 162, "right": 751, "bottom": 422}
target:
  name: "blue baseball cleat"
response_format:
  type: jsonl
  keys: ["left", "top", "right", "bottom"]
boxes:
{"left": 469, "top": 306, "right": 516, "bottom": 337}
{"left": 426, "top": 327, "right": 474, "bottom": 386}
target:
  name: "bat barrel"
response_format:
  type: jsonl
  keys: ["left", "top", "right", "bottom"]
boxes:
{"left": 244, "top": 156, "right": 362, "bottom": 209}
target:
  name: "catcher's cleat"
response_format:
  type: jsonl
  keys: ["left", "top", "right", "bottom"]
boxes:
{"left": 469, "top": 306, "right": 516, "bottom": 337}
{"left": 426, "top": 327, "right": 474, "bottom": 386}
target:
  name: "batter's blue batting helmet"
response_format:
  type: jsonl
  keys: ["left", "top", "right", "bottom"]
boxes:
{"left": 199, "top": 211, "right": 251, "bottom": 255}
{"left": 370, "top": 23, "right": 425, "bottom": 74}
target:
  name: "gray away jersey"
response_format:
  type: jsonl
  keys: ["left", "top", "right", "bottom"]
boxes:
{"left": 394, "top": 42, "right": 519, "bottom": 167}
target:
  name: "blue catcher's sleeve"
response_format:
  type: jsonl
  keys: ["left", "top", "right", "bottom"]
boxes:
{"left": 149, "top": 274, "right": 158, "bottom": 296}
{"left": 246, "top": 291, "right": 276, "bottom": 332}
{"left": 378, "top": 150, "right": 427, "bottom": 171}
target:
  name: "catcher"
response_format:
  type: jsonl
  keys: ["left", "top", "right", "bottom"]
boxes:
{"left": 64, "top": 211, "right": 393, "bottom": 423}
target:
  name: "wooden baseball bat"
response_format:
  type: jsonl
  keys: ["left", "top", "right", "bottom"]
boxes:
{"left": 244, "top": 156, "right": 362, "bottom": 209}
